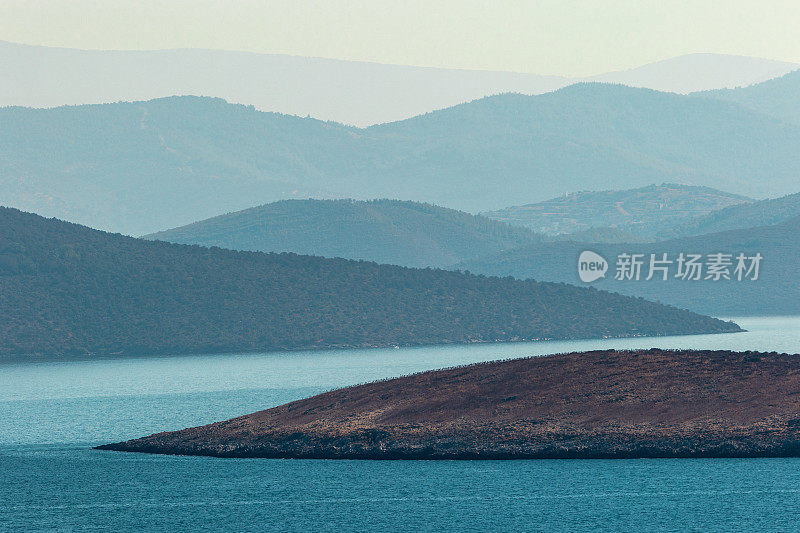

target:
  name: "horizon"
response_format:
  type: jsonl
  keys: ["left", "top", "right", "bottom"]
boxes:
{"left": 2, "top": 0, "right": 800, "bottom": 77}
{"left": 2, "top": 38, "right": 797, "bottom": 77}
{"left": 3, "top": 39, "right": 798, "bottom": 129}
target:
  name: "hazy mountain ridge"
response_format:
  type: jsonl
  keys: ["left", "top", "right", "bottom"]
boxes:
{"left": 145, "top": 199, "right": 543, "bottom": 268}
{"left": 482, "top": 183, "right": 751, "bottom": 237}
{"left": 0, "top": 96, "right": 357, "bottom": 235}
{"left": 3, "top": 41, "right": 796, "bottom": 126}
{"left": 696, "top": 69, "right": 800, "bottom": 125}
{"left": 457, "top": 216, "right": 800, "bottom": 315}
{"left": 4, "top": 82, "right": 800, "bottom": 234}
{"left": 550, "top": 226, "right": 653, "bottom": 244}
{"left": 587, "top": 53, "right": 799, "bottom": 94}
{"left": 658, "top": 192, "right": 800, "bottom": 239}
{"left": 366, "top": 83, "right": 800, "bottom": 207}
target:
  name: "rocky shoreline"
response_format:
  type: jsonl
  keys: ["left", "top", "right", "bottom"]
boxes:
{"left": 98, "top": 349, "right": 800, "bottom": 459}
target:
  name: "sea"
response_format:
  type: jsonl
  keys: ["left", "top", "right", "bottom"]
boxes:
{"left": 2, "top": 316, "right": 800, "bottom": 532}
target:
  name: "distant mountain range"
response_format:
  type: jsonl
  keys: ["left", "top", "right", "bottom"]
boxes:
{"left": 696, "top": 69, "right": 800, "bottom": 126}
{"left": 482, "top": 184, "right": 751, "bottom": 237}
{"left": 457, "top": 216, "right": 800, "bottom": 316}
{"left": 5, "top": 78, "right": 800, "bottom": 234}
{"left": 2, "top": 41, "right": 796, "bottom": 126}
{"left": 146, "top": 199, "right": 543, "bottom": 268}
{"left": 588, "top": 53, "right": 798, "bottom": 94}
{"left": 0, "top": 206, "right": 737, "bottom": 358}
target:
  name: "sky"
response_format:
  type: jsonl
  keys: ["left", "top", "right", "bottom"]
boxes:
{"left": 1, "top": 0, "right": 800, "bottom": 76}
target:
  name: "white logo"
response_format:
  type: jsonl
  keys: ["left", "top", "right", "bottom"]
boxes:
{"left": 578, "top": 251, "right": 608, "bottom": 283}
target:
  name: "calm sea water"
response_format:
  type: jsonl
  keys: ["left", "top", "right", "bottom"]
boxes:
{"left": 2, "top": 316, "right": 800, "bottom": 532}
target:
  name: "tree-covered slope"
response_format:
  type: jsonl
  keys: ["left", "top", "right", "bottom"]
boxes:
{"left": 458, "top": 217, "right": 800, "bottom": 316}
{"left": 145, "top": 199, "right": 543, "bottom": 268}
{"left": 3, "top": 85, "right": 800, "bottom": 234}
{"left": 0, "top": 206, "right": 739, "bottom": 358}
{"left": 482, "top": 183, "right": 750, "bottom": 237}
{"left": 696, "top": 69, "right": 800, "bottom": 126}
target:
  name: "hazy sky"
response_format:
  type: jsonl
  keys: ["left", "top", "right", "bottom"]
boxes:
{"left": 2, "top": 0, "right": 799, "bottom": 76}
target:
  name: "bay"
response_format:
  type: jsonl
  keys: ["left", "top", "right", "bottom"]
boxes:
{"left": 2, "top": 316, "right": 799, "bottom": 531}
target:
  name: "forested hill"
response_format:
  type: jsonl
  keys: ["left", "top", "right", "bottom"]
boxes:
{"left": 145, "top": 199, "right": 543, "bottom": 268}
{"left": 0, "top": 207, "right": 738, "bottom": 358}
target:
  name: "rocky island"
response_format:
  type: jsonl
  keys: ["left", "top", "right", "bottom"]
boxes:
{"left": 98, "top": 349, "right": 800, "bottom": 459}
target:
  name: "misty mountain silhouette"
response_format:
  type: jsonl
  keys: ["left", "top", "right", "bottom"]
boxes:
{"left": 3, "top": 80, "right": 800, "bottom": 235}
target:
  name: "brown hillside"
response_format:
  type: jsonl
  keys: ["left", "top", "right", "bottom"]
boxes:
{"left": 99, "top": 349, "right": 800, "bottom": 459}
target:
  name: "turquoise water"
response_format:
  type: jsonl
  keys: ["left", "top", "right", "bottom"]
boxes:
{"left": 2, "top": 316, "right": 800, "bottom": 531}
